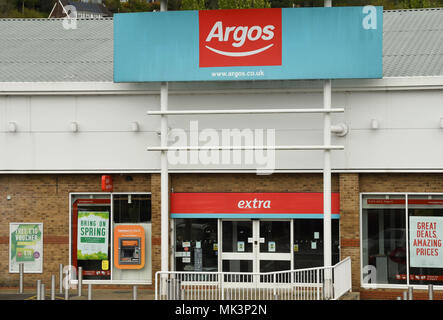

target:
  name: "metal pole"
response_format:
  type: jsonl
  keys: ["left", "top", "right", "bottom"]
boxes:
{"left": 59, "top": 264, "right": 63, "bottom": 294}
{"left": 408, "top": 286, "right": 413, "bottom": 300}
{"left": 403, "top": 291, "right": 407, "bottom": 300}
{"left": 160, "top": 81, "right": 169, "bottom": 278}
{"left": 36, "top": 280, "right": 41, "bottom": 300}
{"left": 323, "top": 79, "right": 333, "bottom": 299}
{"left": 428, "top": 284, "right": 434, "bottom": 300}
{"left": 133, "top": 286, "right": 138, "bottom": 300}
{"left": 78, "top": 266, "right": 82, "bottom": 296}
{"left": 65, "top": 284, "right": 69, "bottom": 300}
{"left": 41, "top": 283, "right": 45, "bottom": 300}
{"left": 51, "top": 275, "right": 56, "bottom": 300}
{"left": 322, "top": 0, "right": 333, "bottom": 300}
{"left": 88, "top": 284, "right": 92, "bottom": 300}
{"left": 160, "top": 0, "right": 169, "bottom": 279}
{"left": 19, "top": 263, "right": 24, "bottom": 294}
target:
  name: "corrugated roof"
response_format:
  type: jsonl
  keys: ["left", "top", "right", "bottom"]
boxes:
{"left": 0, "top": 18, "right": 113, "bottom": 82}
{"left": 0, "top": 8, "right": 442, "bottom": 82}
{"left": 383, "top": 8, "right": 443, "bottom": 77}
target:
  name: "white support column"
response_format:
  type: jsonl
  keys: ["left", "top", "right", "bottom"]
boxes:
{"left": 160, "top": 0, "right": 169, "bottom": 275}
{"left": 323, "top": 78, "right": 333, "bottom": 298}
{"left": 160, "top": 82, "right": 169, "bottom": 273}
{"left": 323, "top": 0, "right": 333, "bottom": 300}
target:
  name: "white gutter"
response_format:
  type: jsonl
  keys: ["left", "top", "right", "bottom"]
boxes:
{"left": 0, "top": 77, "right": 443, "bottom": 95}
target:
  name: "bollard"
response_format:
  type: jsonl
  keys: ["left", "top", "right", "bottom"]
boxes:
{"left": 402, "top": 291, "right": 408, "bottom": 300}
{"left": 59, "top": 264, "right": 63, "bottom": 294}
{"left": 36, "top": 280, "right": 41, "bottom": 300}
{"left": 133, "top": 286, "right": 137, "bottom": 300}
{"left": 78, "top": 266, "right": 83, "bottom": 297}
{"left": 428, "top": 284, "right": 434, "bottom": 300}
{"left": 167, "top": 279, "right": 174, "bottom": 300}
{"left": 408, "top": 286, "right": 413, "bottom": 300}
{"left": 41, "top": 284, "right": 46, "bottom": 300}
{"left": 51, "top": 275, "right": 56, "bottom": 300}
{"left": 88, "top": 284, "right": 92, "bottom": 300}
{"left": 19, "top": 263, "right": 24, "bottom": 294}
{"left": 65, "top": 284, "right": 69, "bottom": 300}
{"left": 176, "top": 279, "right": 182, "bottom": 301}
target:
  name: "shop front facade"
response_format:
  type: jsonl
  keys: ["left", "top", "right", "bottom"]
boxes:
{"left": 4, "top": 172, "right": 443, "bottom": 299}
{"left": 1, "top": 9, "right": 443, "bottom": 299}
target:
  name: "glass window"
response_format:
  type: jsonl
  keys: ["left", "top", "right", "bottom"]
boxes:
{"left": 175, "top": 219, "right": 218, "bottom": 272}
{"left": 222, "top": 221, "right": 253, "bottom": 253}
{"left": 362, "top": 195, "right": 407, "bottom": 285}
{"left": 293, "top": 219, "right": 339, "bottom": 269}
{"left": 71, "top": 193, "right": 152, "bottom": 282}
{"left": 408, "top": 195, "right": 443, "bottom": 286}
{"left": 260, "top": 221, "right": 290, "bottom": 253}
{"left": 71, "top": 194, "right": 111, "bottom": 280}
{"left": 113, "top": 194, "right": 151, "bottom": 223}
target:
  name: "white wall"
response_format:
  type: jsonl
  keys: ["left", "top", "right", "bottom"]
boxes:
{"left": 0, "top": 88, "right": 442, "bottom": 172}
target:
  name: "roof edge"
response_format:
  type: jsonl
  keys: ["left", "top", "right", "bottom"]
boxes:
{"left": 0, "top": 76, "right": 443, "bottom": 95}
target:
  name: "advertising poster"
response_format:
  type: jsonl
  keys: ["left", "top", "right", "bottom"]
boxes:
{"left": 77, "top": 211, "right": 109, "bottom": 260}
{"left": 9, "top": 223, "right": 43, "bottom": 273}
{"left": 410, "top": 216, "right": 443, "bottom": 268}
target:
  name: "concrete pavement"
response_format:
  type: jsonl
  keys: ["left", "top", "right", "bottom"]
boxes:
{"left": 0, "top": 287, "right": 156, "bottom": 300}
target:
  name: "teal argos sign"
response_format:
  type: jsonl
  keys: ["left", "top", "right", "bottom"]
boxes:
{"left": 114, "top": 7, "right": 383, "bottom": 82}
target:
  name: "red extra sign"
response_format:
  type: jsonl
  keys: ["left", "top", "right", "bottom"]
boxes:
{"left": 199, "top": 8, "right": 282, "bottom": 68}
{"left": 171, "top": 193, "right": 340, "bottom": 215}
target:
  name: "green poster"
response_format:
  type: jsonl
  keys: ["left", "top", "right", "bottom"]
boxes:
{"left": 77, "top": 211, "right": 109, "bottom": 260}
{"left": 9, "top": 223, "right": 43, "bottom": 273}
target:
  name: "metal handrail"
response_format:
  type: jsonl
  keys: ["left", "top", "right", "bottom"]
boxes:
{"left": 155, "top": 257, "right": 352, "bottom": 300}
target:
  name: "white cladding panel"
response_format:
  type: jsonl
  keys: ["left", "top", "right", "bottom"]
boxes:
{"left": 0, "top": 89, "right": 442, "bottom": 171}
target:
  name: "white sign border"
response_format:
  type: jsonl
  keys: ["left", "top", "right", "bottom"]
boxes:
{"left": 9, "top": 222, "right": 44, "bottom": 274}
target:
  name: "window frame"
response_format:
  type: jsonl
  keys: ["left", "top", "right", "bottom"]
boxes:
{"left": 69, "top": 192, "right": 152, "bottom": 285}
{"left": 360, "top": 192, "right": 443, "bottom": 290}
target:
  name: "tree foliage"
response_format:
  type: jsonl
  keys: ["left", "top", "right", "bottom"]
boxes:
{"left": 0, "top": 0, "right": 442, "bottom": 18}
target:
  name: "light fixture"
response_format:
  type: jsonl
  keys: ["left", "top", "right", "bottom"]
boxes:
{"left": 131, "top": 121, "right": 139, "bottom": 132}
{"left": 8, "top": 122, "right": 17, "bottom": 133}
{"left": 330, "top": 123, "right": 349, "bottom": 137}
{"left": 70, "top": 122, "right": 78, "bottom": 133}
{"left": 370, "top": 119, "right": 379, "bottom": 130}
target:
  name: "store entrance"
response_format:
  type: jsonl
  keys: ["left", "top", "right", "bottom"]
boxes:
{"left": 221, "top": 220, "right": 292, "bottom": 274}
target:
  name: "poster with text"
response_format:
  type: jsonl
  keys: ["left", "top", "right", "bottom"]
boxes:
{"left": 77, "top": 211, "right": 109, "bottom": 260}
{"left": 9, "top": 223, "right": 43, "bottom": 273}
{"left": 410, "top": 216, "right": 443, "bottom": 268}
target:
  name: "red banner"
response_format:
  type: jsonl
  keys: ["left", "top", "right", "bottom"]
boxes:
{"left": 171, "top": 192, "right": 340, "bottom": 215}
{"left": 396, "top": 274, "right": 443, "bottom": 281}
{"left": 199, "top": 8, "right": 282, "bottom": 68}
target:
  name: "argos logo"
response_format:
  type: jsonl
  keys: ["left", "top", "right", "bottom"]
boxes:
{"left": 199, "top": 8, "right": 282, "bottom": 68}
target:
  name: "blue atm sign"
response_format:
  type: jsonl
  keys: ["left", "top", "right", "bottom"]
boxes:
{"left": 114, "top": 6, "right": 383, "bottom": 82}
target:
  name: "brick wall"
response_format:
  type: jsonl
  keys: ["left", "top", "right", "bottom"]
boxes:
{"left": 171, "top": 173, "right": 339, "bottom": 193}
{"left": 339, "top": 173, "right": 360, "bottom": 291}
{"left": 0, "top": 174, "right": 151, "bottom": 288}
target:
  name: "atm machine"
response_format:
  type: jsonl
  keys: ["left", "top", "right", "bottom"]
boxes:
{"left": 114, "top": 225, "right": 145, "bottom": 270}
